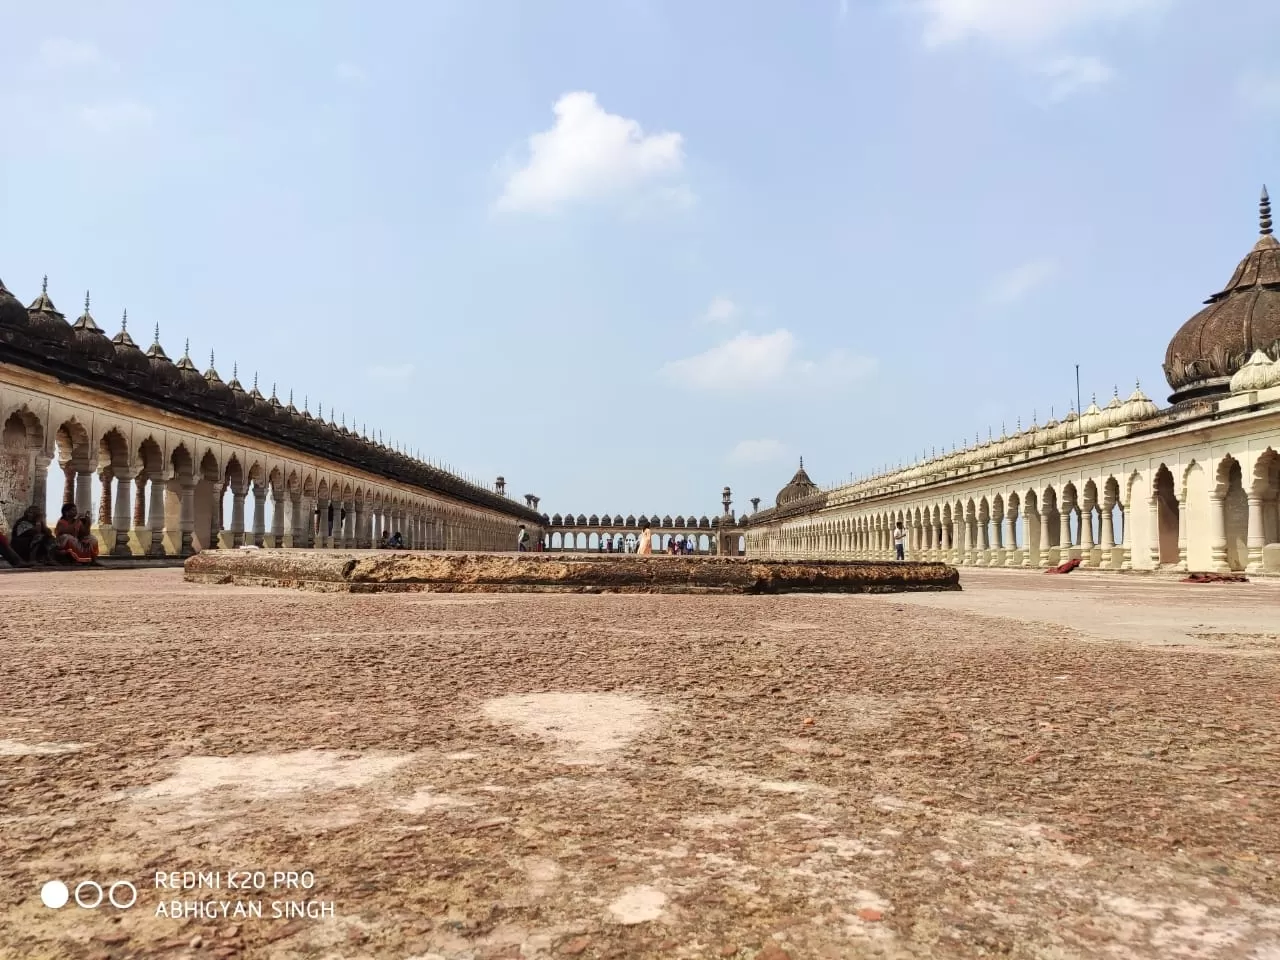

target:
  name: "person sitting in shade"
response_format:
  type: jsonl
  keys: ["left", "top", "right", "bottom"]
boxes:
{"left": 10, "top": 506, "right": 56, "bottom": 565}
{"left": 388, "top": 530, "right": 404, "bottom": 548}
{"left": 53, "top": 503, "right": 100, "bottom": 564}
{"left": 637, "top": 526, "right": 653, "bottom": 555}
{"left": 0, "top": 528, "right": 28, "bottom": 567}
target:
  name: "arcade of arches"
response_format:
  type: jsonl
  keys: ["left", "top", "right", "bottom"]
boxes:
{"left": 746, "top": 188, "right": 1280, "bottom": 575}
{"left": 542, "top": 514, "right": 747, "bottom": 555}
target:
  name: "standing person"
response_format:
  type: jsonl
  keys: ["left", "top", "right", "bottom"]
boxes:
{"left": 892, "top": 520, "right": 906, "bottom": 561}
{"left": 637, "top": 526, "right": 653, "bottom": 555}
{"left": 517, "top": 524, "right": 529, "bottom": 552}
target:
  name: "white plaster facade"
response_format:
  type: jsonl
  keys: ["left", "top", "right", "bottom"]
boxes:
{"left": 0, "top": 365, "right": 540, "bottom": 557}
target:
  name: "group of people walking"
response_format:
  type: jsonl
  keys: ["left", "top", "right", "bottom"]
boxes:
{"left": 0, "top": 504, "right": 102, "bottom": 568}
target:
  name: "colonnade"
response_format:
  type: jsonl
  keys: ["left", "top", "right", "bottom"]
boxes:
{"left": 747, "top": 445, "right": 1280, "bottom": 574}
{"left": 0, "top": 379, "right": 539, "bottom": 557}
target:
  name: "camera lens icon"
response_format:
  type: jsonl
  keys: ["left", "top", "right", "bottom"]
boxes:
{"left": 41, "top": 879, "right": 137, "bottom": 910}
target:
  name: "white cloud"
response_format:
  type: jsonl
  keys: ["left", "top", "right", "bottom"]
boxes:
{"left": 729, "top": 439, "right": 788, "bottom": 465}
{"left": 701, "top": 296, "right": 738, "bottom": 324}
{"left": 1037, "top": 55, "right": 1115, "bottom": 102}
{"left": 1236, "top": 68, "right": 1280, "bottom": 113}
{"left": 496, "top": 92, "right": 687, "bottom": 214}
{"left": 39, "top": 38, "right": 113, "bottom": 70}
{"left": 659, "top": 330, "right": 876, "bottom": 392}
{"left": 910, "top": 0, "right": 1168, "bottom": 50}
{"left": 336, "top": 62, "right": 367, "bottom": 84}
{"left": 986, "top": 258, "right": 1058, "bottom": 305}
{"left": 79, "top": 100, "right": 154, "bottom": 134}
{"left": 366, "top": 363, "right": 415, "bottom": 381}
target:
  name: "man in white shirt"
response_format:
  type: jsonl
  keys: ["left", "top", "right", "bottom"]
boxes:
{"left": 892, "top": 520, "right": 906, "bottom": 561}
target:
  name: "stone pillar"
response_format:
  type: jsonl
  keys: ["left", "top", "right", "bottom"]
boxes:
{"left": 1246, "top": 496, "right": 1266, "bottom": 573}
{"left": 978, "top": 513, "right": 991, "bottom": 566}
{"left": 1038, "top": 510, "right": 1052, "bottom": 568}
{"left": 280, "top": 494, "right": 295, "bottom": 547}
{"left": 133, "top": 475, "right": 147, "bottom": 527}
{"left": 271, "top": 491, "right": 285, "bottom": 547}
{"left": 111, "top": 466, "right": 140, "bottom": 556}
{"left": 354, "top": 503, "right": 366, "bottom": 548}
{"left": 1147, "top": 497, "right": 1161, "bottom": 569}
{"left": 179, "top": 478, "right": 196, "bottom": 556}
{"left": 1079, "top": 500, "right": 1096, "bottom": 567}
{"left": 75, "top": 471, "right": 96, "bottom": 522}
{"left": 148, "top": 472, "right": 169, "bottom": 555}
{"left": 1100, "top": 501, "right": 1115, "bottom": 568}
{"left": 230, "top": 486, "right": 247, "bottom": 548}
{"left": 62, "top": 465, "right": 75, "bottom": 506}
{"left": 1058, "top": 507, "right": 1073, "bottom": 558}
{"left": 31, "top": 458, "right": 49, "bottom": 517}
{"left": 1004, "top": 511, "right": 1018, "bottom": 567}
{"left": 314, "top": 498, "right": 328, "bottom": 547}
{"left": 1209, "top": 495, "right": 1230, "bottom": 572}
{"left": 251, "top": 483, "right": 267, "bottom": 547}
{"left": 961, "top": 514, "right": 973, "bottom": 565}
{"left": 1176, "top": 494, "right": 1189, "bottom": 571}
{"left": 940, "top": 520, "right": 951, "bottom": 555}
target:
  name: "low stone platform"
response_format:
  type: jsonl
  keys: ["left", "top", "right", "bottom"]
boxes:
{"left": 183, "top": 549, "right": 961, "bottom": 594}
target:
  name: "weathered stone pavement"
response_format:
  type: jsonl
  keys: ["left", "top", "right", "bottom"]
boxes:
{"left": 183, "top": 550, "right": 960, "bottom": 594}
{"left": 1, "top": 567, "right": 1278, "bottom": 959}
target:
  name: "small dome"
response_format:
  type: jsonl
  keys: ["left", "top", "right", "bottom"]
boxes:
{"left": 174, "top": 341, "right": 208, "bottom": 396}
{"left": 203, "top": 354, "right": 234, "bottom": 405}
{"left": 1078, "top": 397, "right": 1104, "bottom": 435}
{"left": 0, "top": 277, "right": 27, "bottom": 331}
{"left": 27, "top": 277, "right": 73, "bottom": 348}
{"left": 144, "top": 325, "right": 181, "bottom": 389}
{"left": 69, "top": 292, "right": 116, "bottom": 366}
{"left": 1099, "top": 389, "right": 1127, "bottom": 429}
{"left": 1165, "top": 187, "right": 1280, "bottom": 403}
{"left": 776, "top": 458, "right": 819, "bottom": 507}
{"left": 110, "top": 311, "right": 152, "bottom": 379}
{"left": 247, "top": 375, "right": 273, "bottom": 420}
{"left": 1120, "top": 383, "right": 1159, "bottom": 422}
{"left": 1229, "top": 349, "right": 1280, "bottom": 393}
{"left": 227, "top": 367, "right": 254, "bottom": 416}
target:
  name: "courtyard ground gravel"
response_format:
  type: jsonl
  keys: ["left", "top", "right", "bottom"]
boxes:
{"left": 1, "top": 567, "right": 1278, "bottom": 959}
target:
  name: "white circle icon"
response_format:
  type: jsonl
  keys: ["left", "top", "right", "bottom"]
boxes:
{"left": 74, "top": 881, "right": 104, "bottom": 909}
{"left": 40, "top": 880, "right": 69, "bottom": 909}
{"left": 108, "top": 882, "right": 138, "bottom": 909}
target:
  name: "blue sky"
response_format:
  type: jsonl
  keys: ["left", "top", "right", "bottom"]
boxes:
{"left": 2, "top": 0, "right": 1278, "bottom": 520}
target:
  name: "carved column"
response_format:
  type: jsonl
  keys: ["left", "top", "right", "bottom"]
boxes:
{"left": 111, "top": 466, "right": 140, "bottom": 556}
{"left": 1208, "top": 495, "right": 1230, "bottom": 572}
{"left": 230, "top": 485, "right": 247, "bottom": 548}
{"left": 1176, "top": 494, "right": 1189, "bottom": 570}
{"left": 251, "top": 482, "right": 267, "bottom": 547}
{"left": 148, "top": 471, "right": 169, "bottom": 555}
{"left": 1004, "top": 510, "right": 1018, "bottom": 566}
{"left": 179, "top": 478, "right": 197, "bottom": 556}
{"left": 1058, "top": 506, "right": 1073, "bottom": 558}
{"left": 271, "top": 490, "right": 286, "bottom": 547}
{"left": 92, "top": 466, "right": 111, "bottom": 523}
{"left": 1100, "top": 500, "right": 1115, "bottom": 568}
{"left": 1147, "top": 497, "right": 1162, "bottom": 568}
{"left": 31, "top": 458, "right": 49, "bottom": 517}
{"left": 133, "top": 475, "right": 147, "bottom": 527}
{"left": 1079, "top": 498, "right": 1096, "bottom": 567}
{"left": 1039, "top": 510, "right": 1052, "bottom": 568}
{"left": 62, "top": 464, "right": 75, "bottom": 506}
{"left": 1246, "top": 496, "right": 1266, "bottom": 572}
{"left": 95, "top": 468, "right": 113, "bottom": 527}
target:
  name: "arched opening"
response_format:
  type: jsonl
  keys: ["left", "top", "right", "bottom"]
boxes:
{"left": 1221, "top": 456, "right": 1248, "bottom": 571}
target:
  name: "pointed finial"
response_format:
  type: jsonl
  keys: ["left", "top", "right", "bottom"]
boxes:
{"left": 42, "top": 275, "right": 48, "bottom": 294}
{"left": 232, "top": 362, "right": 238, "bottom": 379}
{"left": 289, "top": 389, "right": 294, "bottom": 405}
{"left": 270, "top": 382, "right": 277, "bottom": 400}
{"left": 1262, "top": 185, "right": 1273, "bottom": 236}
{"left": 182, "top": 338, "right": 190, "bottom": 358}
{"left": 799, "top": 456, "right": 804, "bottom": 468}
{"left": 1113, "top": 384, "right": 1119, "bottom": 399}
{"left": 153, "top": 322, "right": 160, "bottom": 347}
{"left": 121, "top": 308, "right": 128, "bottom": 331}
{"left": 84, "top": 290, "right": 91, "bottom": 313}
{"left": 252, "top": 371, "right": 258, "bottom": 391}
{"left": 210, "top": 349, "right": 215, "bottom": 367}
{"left": 303, "top": 395, "right": 308, "bottom": 413}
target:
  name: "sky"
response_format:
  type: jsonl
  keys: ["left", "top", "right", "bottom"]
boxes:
{"left": 2, "top": 0, "right": 1279, "bottom": 522}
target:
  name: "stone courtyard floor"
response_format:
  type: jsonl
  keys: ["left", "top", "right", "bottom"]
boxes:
{"left": 1, "top": 567, "right": 1279, "bottom": 960}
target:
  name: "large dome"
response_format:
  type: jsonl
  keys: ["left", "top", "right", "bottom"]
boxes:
{"left": 776, "top": 458, "right": 819, "bottom": 508}
{"left": 1164, "top": 187, "right": 1280, "bottom": 404}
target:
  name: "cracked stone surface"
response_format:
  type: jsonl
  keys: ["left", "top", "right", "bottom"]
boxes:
{"left": 183, "top": 550, "right": 961, "bottom": 595}
{"left": 1, "top": 567, "right": 1278, "bottom": 959}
